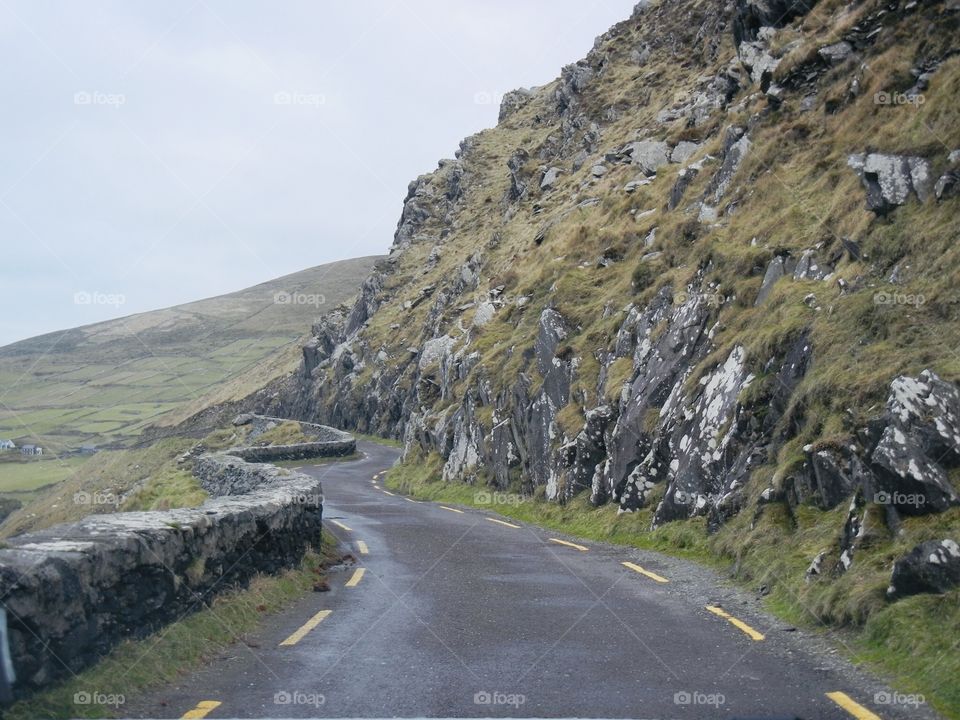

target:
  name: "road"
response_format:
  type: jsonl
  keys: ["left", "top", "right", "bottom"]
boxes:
{"left": 127, "top": 441, "right": 935, "bottom": 719}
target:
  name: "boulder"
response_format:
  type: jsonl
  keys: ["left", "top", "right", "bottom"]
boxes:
{"left": 847, "top": 152, "right": 933, "bottom": 214}
{"left": 622, "top": 140, "right": 671, "bottom": 175}
{"left": 887, "top": 539, "right": 960, "bottom": 599}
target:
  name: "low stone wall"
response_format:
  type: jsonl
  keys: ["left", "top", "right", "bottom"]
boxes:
{"left": 228, "top": 414, "right": 356, "bottom": 463}
{"left": 0, "top": 421, "right": 350, "bottom": 701}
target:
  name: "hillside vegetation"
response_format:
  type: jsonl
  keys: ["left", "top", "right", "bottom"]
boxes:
{"left": 260, "top": 0, "right": 960, "bottom": 713}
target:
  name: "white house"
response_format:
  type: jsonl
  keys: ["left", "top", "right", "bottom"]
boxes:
{"left": 0, "top": 440, "right": 14, "bottom": 451}
{"left": 20, "top": 444, "right": 42, "bottom": 456}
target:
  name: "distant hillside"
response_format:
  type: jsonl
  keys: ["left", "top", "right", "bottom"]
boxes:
{"left": 0, "top": 256, "right": 379, "bottom": 452}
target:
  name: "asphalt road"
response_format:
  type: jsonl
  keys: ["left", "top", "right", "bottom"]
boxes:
{"left": 126, "top": 441, "right": 936, "bottom": 720}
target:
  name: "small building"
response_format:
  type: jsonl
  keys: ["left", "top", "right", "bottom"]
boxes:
{"left": 0, "top": 440, "right": 14, "bottom": 451}
{"left": 20, "top": 444, "right": 42, "bottom": 457}
{"left": 79, "top": 444, "right": 98, "bottom": 455}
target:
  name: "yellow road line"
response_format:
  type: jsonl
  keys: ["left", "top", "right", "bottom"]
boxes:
{"left": 330, "top": 520, "right": 352, "bottom": 531}
{"left": 486, "top": 517, "right": 521, "bottom": 528}
{"left": 439, "top": 505, "right": 464, "bottom": 514}
{"left": 622, "top": 561, "right": 669, "bottom": 583}
{"left": 382, "top": 490, "right": 396, "bottom": 496}
{"left": 357, "top": 540, "right": 369, "bottom": 555}
{"left": 825, "top": 692, "right": 882, "bottom": 720}
{"left": 345, "top": 568, "right": 366, "bottom": 587}
{"left": 548, "top": 538, "right": 588, "bottom": 552}
{"left": 705, "top": 605, "right": 765, "bottom": 641}
{"left": 182, "top": 701, "right": 222, "bottom": 719}
{"left": 279, "top": 609, "right": 332, "bottom": 646}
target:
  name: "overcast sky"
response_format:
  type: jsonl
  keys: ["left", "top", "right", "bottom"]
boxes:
{"left": 0, "top": 1, "right": 636, "bottom": 347}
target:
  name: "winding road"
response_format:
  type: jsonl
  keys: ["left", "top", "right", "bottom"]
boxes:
{"left": 127, "top": 441, "right": 935, "bottom": 719}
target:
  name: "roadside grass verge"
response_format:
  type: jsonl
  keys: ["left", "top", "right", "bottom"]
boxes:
{"left": 385, "top": 454, "right": 960, "bottom": 719}
{"left": 5, "top": 531, "right": 341, "bottom": 720}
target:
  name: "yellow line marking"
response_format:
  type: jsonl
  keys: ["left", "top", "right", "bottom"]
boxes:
{"left": 182, "top": 701, "right": 222, "bottom": 719}
{"left": 486, "top": 517, "right": 521, "bottom": 528}
{"left": 279, "top": 609, "right": 332, "bottom": 646}
{"left": 356, "top": 540, "right": 369, "bottom": 555}
{"left": 622, "top": 561, "right": 669, "bottom": 583}
{"left": 825, "top": 692, "right": 882, "bottom": 720}
{"left": 345, "top": 567, "right": 366, "bottom": 587}
{"left": 548, "top": 538, "right": 588, "bottom": 552}
{"left": 382, "top": 490, "right": 396, "bottom": 496}
{"left": 705, "top": 605, "right": 765, "bottom": 641}
{"left": 330, "top": 520, "right": 352, "bottom": 531}
{"left": 439, "top": 505, "right": 464, "bottom": 514}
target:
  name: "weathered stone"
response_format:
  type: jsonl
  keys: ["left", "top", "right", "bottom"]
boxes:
{"left": 847, "top": 152, "right": 933, "bottom": 214}
{"left": 887, "top": 539, "right": 960, "bottom": 599}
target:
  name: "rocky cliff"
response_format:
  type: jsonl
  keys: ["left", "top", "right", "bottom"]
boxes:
{"left": 269, "top": 0, "right": 959, "bottom": 611}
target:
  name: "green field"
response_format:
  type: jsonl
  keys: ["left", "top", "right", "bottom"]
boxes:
{"left": 0, "top": 257, "right": 378, "bottom": 454}
{"left": 0, "top": 456, "right": 90, "bottom": 493}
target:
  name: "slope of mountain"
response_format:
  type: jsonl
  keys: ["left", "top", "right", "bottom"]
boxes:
{"left": 0, "top": 256, "right": 379, "bottom": 452}
{"left": 237, "top": 0, "right": 958, "bottom": 709}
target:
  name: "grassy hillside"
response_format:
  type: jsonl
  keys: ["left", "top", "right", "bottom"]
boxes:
{"left": 0, "top": 256, "right": 378, "bottom": 457}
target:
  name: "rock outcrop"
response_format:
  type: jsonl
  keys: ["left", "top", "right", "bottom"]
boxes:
{"left": 253, "top": 0, "right": 960, "bottom": 615}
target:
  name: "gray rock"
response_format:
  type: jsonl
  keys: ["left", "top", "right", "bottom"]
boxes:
{"left": 847, "top": 152, "right": 933, "bottom": 214}
{"left": 887, "top": 539, "right": 960, "bottom": 599}
{"left": 622, "top": 140, "right": 671, "bottom": 175}
{"left": 818, "top": 41, "right": 853, "bottom": 65}
{"left": 540, "top": 166, "right": 563, "bottom": 190}
{"left": 870, "top": 370, "right": 960, "bottom": 514}
{"left": 498, "top": 88, "right": 533, "bottom": 123}
{"left": 670, "top": 141, "right": 700, "bottom": 164}
{"left": 755, "top": 255, "right": 795, "bottom": 306}
{"left": 590, "top": 163, "right": 608, "bottom": 178}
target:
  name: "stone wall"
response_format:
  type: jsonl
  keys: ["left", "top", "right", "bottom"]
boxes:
{"left": 0, "top": 422, "right": 350, "bottom": 701}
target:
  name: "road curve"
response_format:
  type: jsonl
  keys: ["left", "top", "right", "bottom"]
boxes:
{"left": 125, "top": 441, "right": 936, "bottom": 719}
